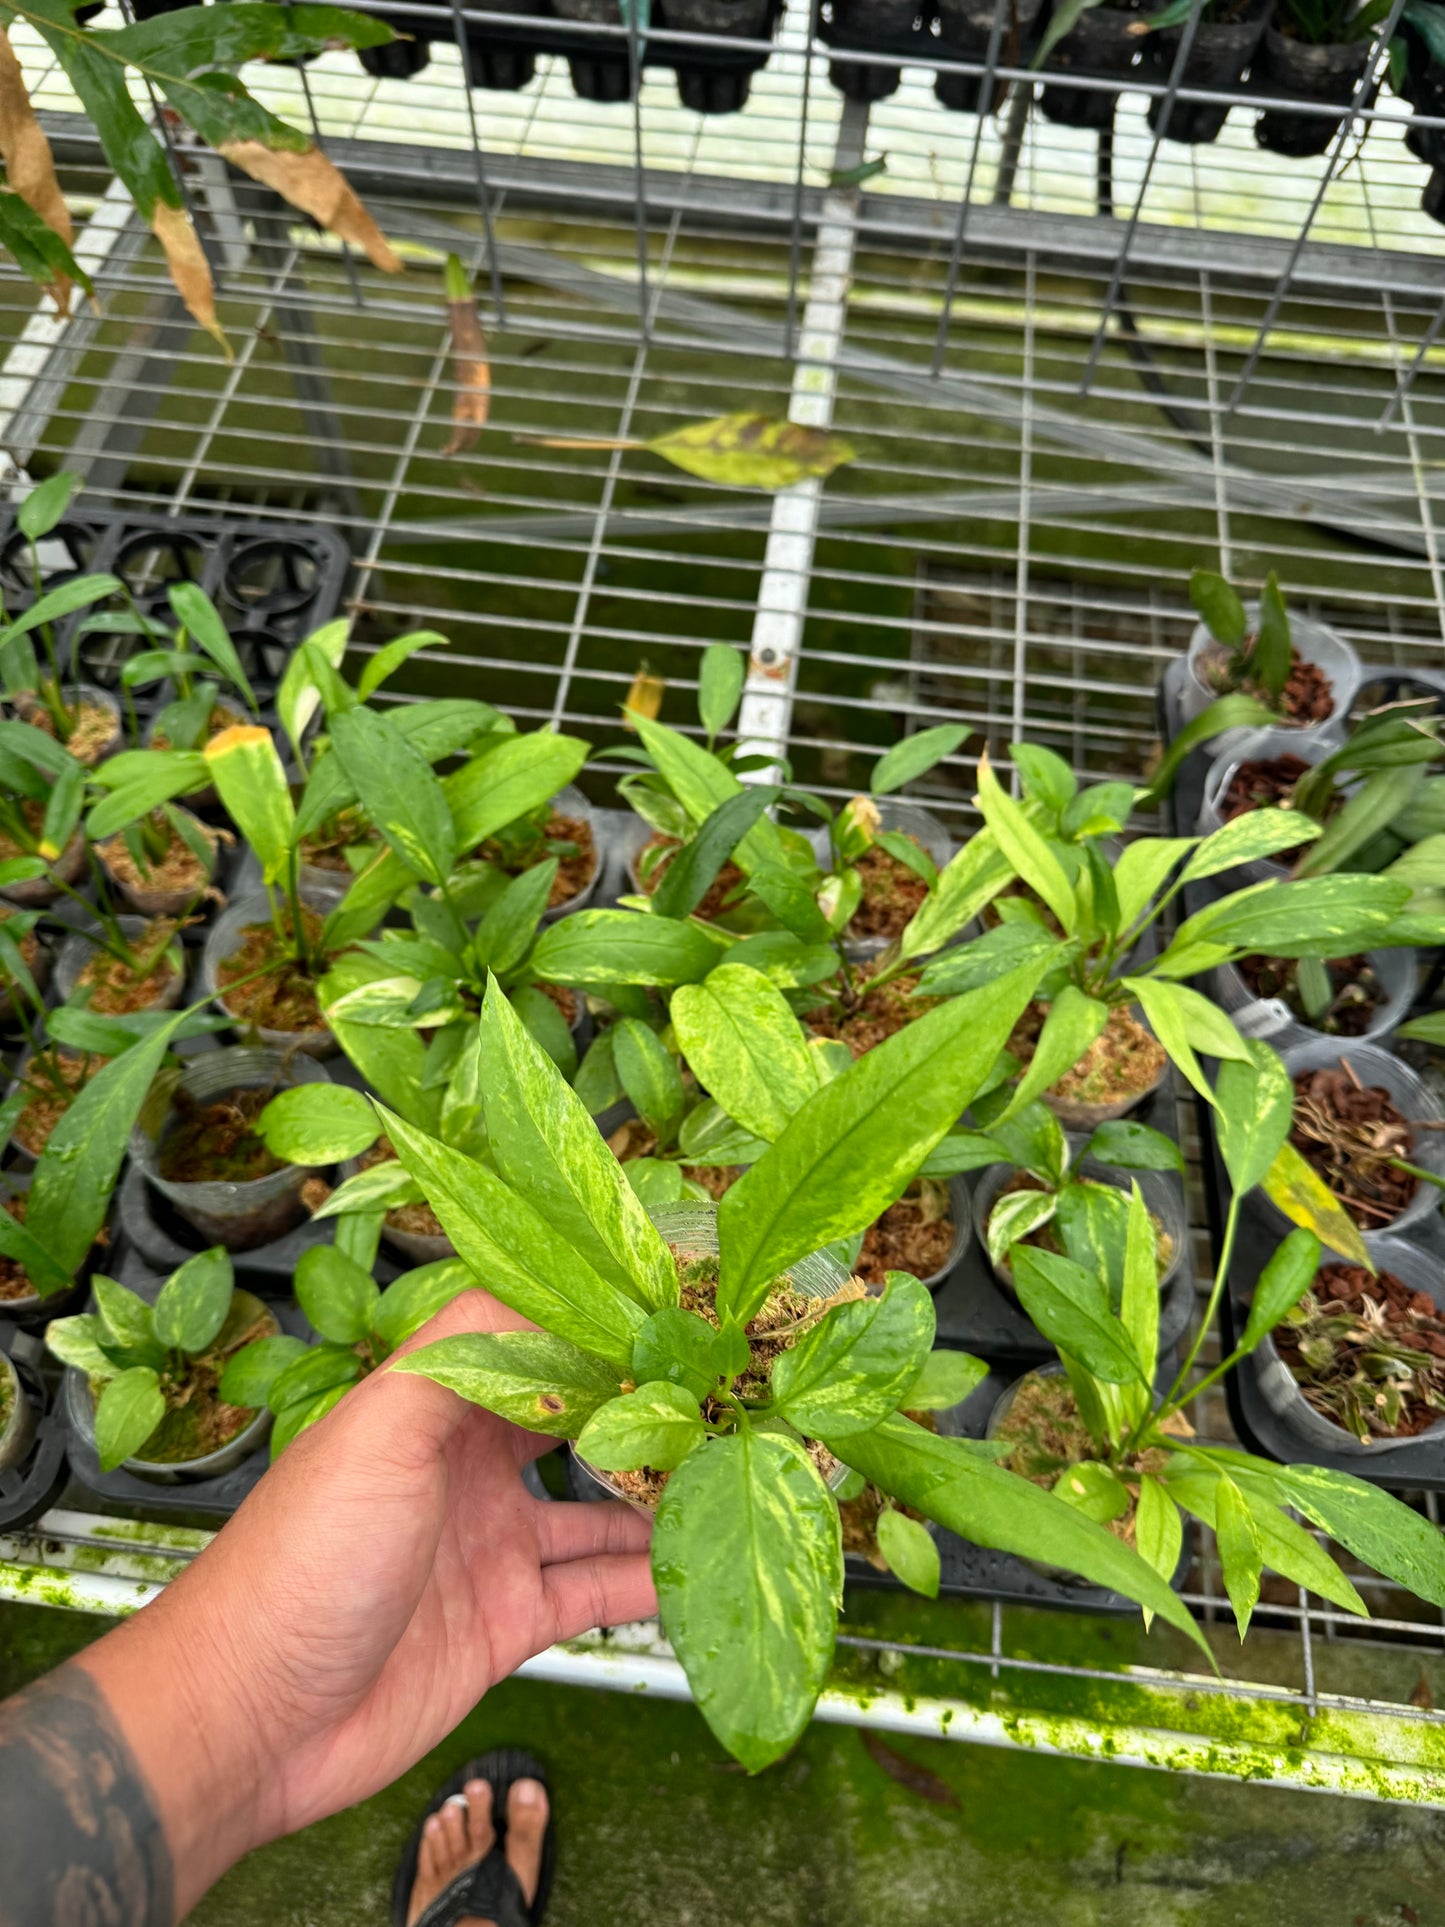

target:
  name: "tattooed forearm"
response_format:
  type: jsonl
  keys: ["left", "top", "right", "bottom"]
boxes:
{"left": 0, "top": 1665, "right": 173, "bottom": 1927}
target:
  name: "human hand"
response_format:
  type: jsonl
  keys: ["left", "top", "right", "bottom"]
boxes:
{"left": 79, "top": 1286, "right": 655, "bottom": 1914}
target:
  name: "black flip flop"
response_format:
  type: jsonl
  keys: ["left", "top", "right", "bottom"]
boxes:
{"left": 391, "top": 1747, "right": 555, "bottom": 1927}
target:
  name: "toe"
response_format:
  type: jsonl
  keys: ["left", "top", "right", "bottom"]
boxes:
{"left": 464, "top": 1780, "right": 495, "bottom": 1858}
{"left": 504, "top": 1779, "right": 549, "bottom": 1908}
{"left": 437, "top": 1797, "right": 469, "bottom": 1869}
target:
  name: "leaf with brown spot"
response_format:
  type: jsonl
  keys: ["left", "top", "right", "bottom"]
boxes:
{"left": 151, "top": 201, "right": 228, "bottom": 356}
{"left": 859, "top": 1732, "right": 960, "bottom": 1808}
{"left": 217, "top": 140, "right": 401, "bottom": 272}
{"left": 390, "top": 1329, "right": 624, "bottom": 1437}
{"left": 0, "top": 25, "right": 75, "bottom": 311}
{"left": 441, "top": 252, "right": 490, "bottom": 456}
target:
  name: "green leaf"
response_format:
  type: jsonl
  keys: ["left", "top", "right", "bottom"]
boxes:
{"left": 472, "top": 861, "right": 555, "bottom": 978}
{"left": 652, "top": 1429, "right": 842, "bottom": 1772}
{"left": 308, "top": 1161, "right": 423, "bottom": 1221}
{"left": 203, "top": 726, "right": 295, "bottom": 883}
{"left": 1173, "top": 876, "right": 1409, "bottom": 960}
{"left": 393, "top": 1330, "right": 621, "bottom": 1437}
{"left": 623, "top": 1158, "right": 685, "bottom": 1207}
{"left": 612, "top": 1020, "right": 685, "bottom": 1141}
{"left": 1058, "top": 1179, "right": 1130, "bottom": 1310}
{"left": 871, "top": 725, "right": 968, "bottom": 798}
{"left": 918, "top": 1132, "right": 1010, "bottom": 1178}
{"left": 377, "top": 1105, "right": 646, "bottom": 1370}
{"left": 651, "top": 787, "right": 778, "bottom": 922}
{"left": 772, "top": 1272, "right": 935, "bottom": 1439}
{"left": 1125, "top": 976, "right": 1248, "bottom": 1107}
{"left": 217, "top": 1334, "right": 309, "bottom": 1409}
{"left": 278, "top": 618, "right": 348, "bottom": 763}
{"left": 510, "top": 985, "right": 578, "bottom": 1080}
{"left": 372, "top": 1258, "right": 474, "bottom": 1350}
{"left": 44, "top": 1313, "right": 115, "bottom": 1376}
{"left": 478, "top": 984, "right": 677, "bottom": 1312}
{"left": 1135, "top": 1475, "right": 1183, "bottom": 1610}
{"left": 0, "top": 574, "right": 124, "bottom": 652}
{"left": 897, "top": 831, "right": 1016, "bottom": 963}
{"left": 86, "top": 756, "right": 211, "bottom": 839}
{"left": 1253, "top": 573, "right": 1292, "bottom": 702}
{"left": 1183, "top": 810, "right": 1322, "bottom": 882}
{"left": 632, "top": 1307, "right": 747, "bottom": 1403}
{"left": 975, "top": 757, "right": 1076, "bottom": 935}
{"left": 153, "top": 1247, "right": 233, "bottom": 1355}
{"left": 295, "top": 1244, "right": 381, "bottom": 1346}
{"left": 259, "top": 1084, "right": 379, "bottom": 1164}
{"left": 676, "top": 1100, "right": 769, "bottom": 1168}
{"left": 1111, "top": 838, "right": 1194, "bottom": 931}
{"left": 875, "top": 1508, "right": 940, "bottom": 1597}
{"left": 357, "top": 629, "right": 449, "bottom": 701}
{"left": 1118, "top": 1182, "right": 1159, "bottom": 1392}
{"left": 1084, "top": 1121, "right": 1184, "bottom": 1175}
{"left": 167, "top": 582, "right": 257, "bottom": 713}
{"left": 532, "top": 909, "right": 718, "bottom": 988}
{"left": 697, "top": 643, "right": 746, "bottom": 742}
{"left": 576, "top": 1380, "right": 705, "bottom": 1471}
{"left": 0, "top": 1195, "right": 72, "bottom": 1299}
{"left": 0, "top": 189, "right": 93, "bottom": 311}
{"left": 716, "top": 955, "right": 1048, "bottom": 1326}
{"left": 329, "top": 706, "right": 455, "bottom": 887}
{"left": 1296, "top": 763, "right": 1427, "bottom": 879}
{"left": 1240, "top": 1228, "right": 1321, "bottom": 1353}
{"left": 443, "top": 731, "right": 589, "bottom": 852}
{"left": 1189, "top": 568, "right": 1247, "bottom": 649}
{"left": 1034, "top": 0, "right": 1105, "bottom": 61}
{"left": 321, "top": 957, "right": 439, "bottom": 1128}
{"left": 270, "top": 1383, "right": 351, "bottom": 1458}
{"left": 1054, "top": 1460, "right": 1132, "bottom": 1524}
{"left": 1398, "top": 1011, "right": 1445, "bottom": 1049}
{"left": 573, "top": 1030, "right": 625, "bottom": 1116}
{"left": 17, "top": 472, "right": 80, "bottom": 541}
{"left": 267, "top": 1345, "right": 363, "bottom": 1416}
{"left": 629, "top": 713, "right": 784, "bottom": 874}
{"left": 1214, "top": 1474, "right": 1263, "bottom": 1639}
{"left": 671, "top": 963, "right": 817, "bottom": 1143}
{"left": 985, "top": 1188, "right": 1058, "bottom": 1270}
{"left": 1214, "top": 1041, "right": 1294, "bottom": 1196}
{"left": 94, "top": 1367, "right": 166, "bottom": 1473}
{"left": 1010, "top": 1247, "right": 1146, "bottom": 1385}
{"left": 994, "top": 984, "right": 1108, "bottom": 1123}
{"left": 647, "top": 414, "right": 854, "bottom": 490}
{"left": 834, "top": 1414, "right": 1207, "bottom": 1655}
{"left": 27, "top": 1007, "right": 190, "bottom": 1274}
{"left": 1012, "top": 743, "right": 1077, "bottom": 813}
{"left": 901, "top": 1349, "right": 988, "bottom": 1411}
{"left": 1263, "top": 1141, "right": 1371, "bottom": 1269}
{"left": 1244, "top": 1460, "right": 1445, "bottom": 1610}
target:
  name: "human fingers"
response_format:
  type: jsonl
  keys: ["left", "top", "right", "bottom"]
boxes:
{"left": 531, "top": 1497, "right": 653, "bottom": 1567}
{"left": 539, "top": 1551, "right": 657, "bottom": 1644}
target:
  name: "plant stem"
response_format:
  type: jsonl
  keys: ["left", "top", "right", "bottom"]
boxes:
{"left": 1155, "top": 1192, "right": 1242, "bottom": 1427}
{"left": 27, "top": 538, "right": 71, "bottom": 738}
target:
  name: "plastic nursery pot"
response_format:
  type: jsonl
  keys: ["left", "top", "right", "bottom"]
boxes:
{"left": 0, "top": 1174, "right": 96, "bottom": 1324}
{"left": 983, "top": 1364, "right": 1092, "bottom": 1586}
{"left": 935, "top": 0, "right": 1045, "bottom": 111}
{"left": 860, "top": 1175, "right": 974, "bottom": 1293}
{"left": 0, "top": 1351, "right": 38, "bottom": 1474}
{"left": 53, "top": 914, "right": 187, "bottom": 1016}
{"left": 1195, "top": 726, "right": 1334, "bottom": 890}
{"left": 1038, "top": 1, "right": 1143, "bottom": 129}
{"left": 1252, "top": 1039, "right": 1445, "bottom": 1246}
{"left": 1178, "top": 603, "right": 1360, "bottom": 751}
{"left": 130, "top": 1048, "right": 334, "bottom": 1252}
{"left": 339, "top": 1149, "right": 458, "bottom": 1266}
{"left": 62, "top": 1289, "right": 278, "bottom": 1484}
{"left": 1253, "top": 1237, "right": 1445, "bottom": 1457}
{"left": 971, "top": 1154, "right": 1187, "bottom": 1298}
{"left": 660, "top": 0, "right": 770, "bottom": 31}
{"left": 0, "top": 912, "right": 49, "bottom": 1022}
{"left": 0, "top": 826, "right": 85, "bottom": 906}
{"left": 846, "top": 798, "right": 954, "bottom": 962}
{"left": 574, "top": 1200, "right": 858, "bottom": 1511}
{"left": 15, "top": 682, "right": 121, "bottom": 767}
{"left": 201, "top": 888, "right": 342, "bottom": 1058}
{"left": 1039, "top": 1006, "right": 1168, "bottom": 1132}
{"left": 1212, "top": 947, "right": 1417, "bottom": 1050}
{"left": 487, "top": 783, "right": 607, "bottom": 923}
{"left": 1145, "top": 0, "right": 1273, "bottom": 145}
{"left": 1254, "top": 27, "right": 1371, "bottom": 159}
{"left": 97, "top": 810, "right": 219, "bottom": 919}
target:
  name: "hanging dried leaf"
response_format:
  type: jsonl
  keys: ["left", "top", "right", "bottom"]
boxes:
{"left": 624, "top": 666, "right": 665, "bottom": 725}
{"left": 217, "top": 140, "right": 402, "bottom": 272}
{"left": 441, "top": 253, "right": 490, "bottom": 457}
{"left": 0, "top": 25, "right": 74, "bottom": 313}
{"left": 151, "top": 201, "right": 228, "bottom": 357}
{"left": 858, "top": 1733, "right": 960, "bottom": 1808}
{"left": 649, "top": 414, "right": 855, "bottom": 490}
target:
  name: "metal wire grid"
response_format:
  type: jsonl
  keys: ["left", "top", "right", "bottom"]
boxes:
{"left": 4, "top": 2, "right": 1445, "bottom": 1791}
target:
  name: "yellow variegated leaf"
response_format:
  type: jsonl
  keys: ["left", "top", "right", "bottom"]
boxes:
{"left": 1263, "top": 1140, "right": 1372, "bottom": 1269}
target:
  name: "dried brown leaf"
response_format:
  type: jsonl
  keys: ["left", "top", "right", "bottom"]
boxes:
{"left": 623, "top": 668, "right": 665, "bottom": 725}
{"left": 0, "top": 26, "right": 73, "bottom": 314}
{"left": 859, "top": 1732, "right": 960, "bottom": 1808}
{"left": 151, "top": 201, "right": 228, "bottom": 358}
{"left": 1410, "top": 1667, "right": 1434, "bottom": 1711}
{"left": 218, "top": 140, "right": 402, "bottom": 273}
{"left": 442, "top": 296, "right": 490, "bottom": 457}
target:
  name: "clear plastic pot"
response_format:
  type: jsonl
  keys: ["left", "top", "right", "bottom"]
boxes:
{"left": 0, "top": 1352, "right": 37, "bottom": 1473}
{"left": 574, "top": 1200, "right": 856, "bottom": 1511}
{"left": 97, "top": 809, "right": 218, "bottom": 918}
{"left": 54, "top": 914, "right": 187, "bottom": 1013}
{"left": 1038, "top": 1005, "right": 1168, "bottom": 1131}
{"left": 16, "top": 682, "right": 121, "bottom": 767}
{"left": 0, "top": 827, "right": 85, "bottom": 906}
{"left": 1253, "top": 1236, "right": 1445, "bottom": 1456}
{"left": 1179, "top": 605, "right": 1360, "bottom": 752}
{"left": 130, "top": 1047, "right": 334, "bottom": 1251}
{"left": 972, "top": 1154, "right": 1187, "bottom": 1298}
{"left": 866, "top": 1175, "right": 973, "bottom": 1292}
{"left": 3, "top": 1050, "right": 105, "bottom": 1169}
{"left": 1251, "top": 1040, "right": 1445, "bottom": 1245}
{"left": 1196, "top": 727, "right": 1336, "bottom": 889}
{"left": 63, "top": 1287, "right": 277, "bottom": 1482}
{"left": 340, "top": 1150, "right": 458, "bottom": 1266}
{"left": 983, "top": 1363, "right": 1090, "bottom": 1584}
{"left": 1212, "top": 947, "right": 1417, "bottom": 1048}
{"left": 201, "top": 888, "right": 339, "bottom": 1057}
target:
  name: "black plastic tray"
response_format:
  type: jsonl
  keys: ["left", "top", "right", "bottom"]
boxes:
{"left": 0, "top": 1322, "right": 71, "bottom": 1532}
{"left": 0, "top": 505, "right": 350, "bottom": 710}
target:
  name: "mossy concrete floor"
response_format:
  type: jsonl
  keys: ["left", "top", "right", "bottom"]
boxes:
{"left": 4, "top": 1600, "right": 1445, "bottom": 1926}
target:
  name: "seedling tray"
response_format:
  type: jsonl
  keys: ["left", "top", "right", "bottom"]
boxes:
{"left": 0, "top": 505, "right": 350, "bottom": 711}
{"left": 0, "top": 1322, "right": 71, "bottom": 1532}
{"left": 1159, "top": 655, "right": 1445, "bottom": 1490}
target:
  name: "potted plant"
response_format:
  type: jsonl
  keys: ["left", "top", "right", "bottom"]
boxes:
{"left": 215, "top": 1242, "right": 473, "bottom": 1458}
{"left": 115, "top": 578, "right": 262, "bottom": 757}
{"left": 981, "top": 1044, "right": 1445, "bottom": 1633}
{"left": 46, "top": 1249, "right": 281, "bottom": 1478}
{"left": 1255, "top": 0, "right": 1378, "bottom": 155}
{"left": 383, "top": 970, "right": 1214, "bottom": 1769}
{"left": 1031, "top": 0, "right": 1149, "bottom": 129}
{"left": 935, "top": 0, "right": 1046, "bottom": 112}
{"left": 1180, "top": 568, "right": 1361, "bottom": 740}
{"left": 1254, "top": 1238, "right": 1445, "bottom": 1452}
{"left": 1136, "top": 0, "right": 1275, "bottom": 144}
{"left": 0, "top": 722, "right": 87, "bottom": 906}
{"left": 0, "top": 1348, "right": 38, "bottom": 1473}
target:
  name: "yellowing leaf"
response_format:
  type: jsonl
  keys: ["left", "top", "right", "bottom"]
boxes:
{"left": 649, "top": 413, "right": 855, "bottom": 490}
{"left": 152, "top": 201, "right": 227, "bottom": 355}
{"left": 218, "top": 140, "right": 402, "bottom": 273}
{"left": 1263, "top": 1140, "right": 1372, "bottom": 1269}
{"left": 625, "top": 667, "right": 665, "bottom": 725}
{"left": 0, "top": 27, "right": 73, "bottom": 313}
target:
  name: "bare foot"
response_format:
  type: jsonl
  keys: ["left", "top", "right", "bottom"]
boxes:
{"left": 407, "top": 1779, "right": 495, "bottom": 1927}
{"left": 503, "top": 1778, "right": 549, "bottom": 1915}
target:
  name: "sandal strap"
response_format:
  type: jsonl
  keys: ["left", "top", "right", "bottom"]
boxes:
{"left": 412, "top": 1847, "right": 530, "bottom": 1927}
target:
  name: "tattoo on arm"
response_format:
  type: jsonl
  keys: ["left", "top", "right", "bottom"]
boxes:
{"left": 0, "top": 1665, "right": 173, "bottom": 1927}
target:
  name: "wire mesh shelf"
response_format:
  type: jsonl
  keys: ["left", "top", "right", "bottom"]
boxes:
{"left": 4, "top": 0, "right": 1445, "bottom": 1802}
